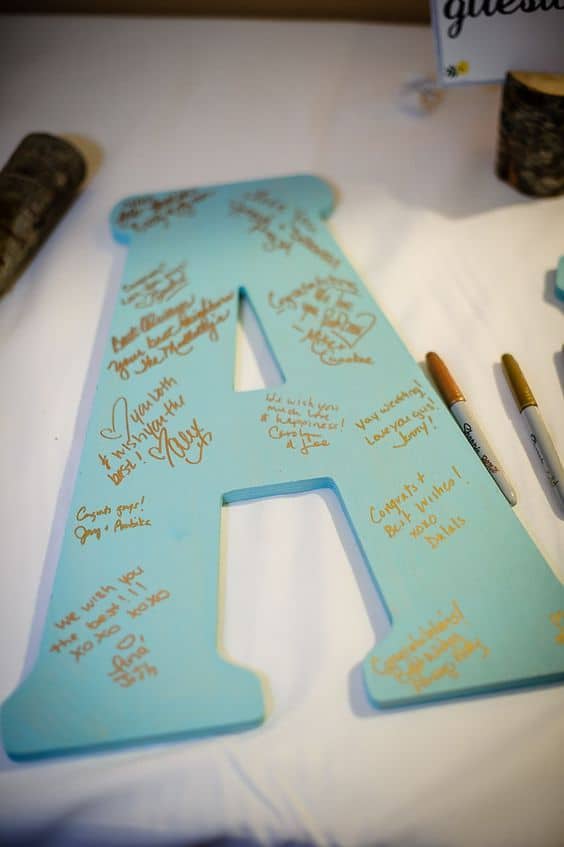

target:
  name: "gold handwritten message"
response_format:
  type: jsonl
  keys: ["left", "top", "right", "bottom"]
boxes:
{"left": 269, "top": 273, "right": 375, "bottom": 367}
{"left": 550, "top": 611, "right": 564, "bottom": 645}
{"left": 355, "top": 378, "right": 437, "bottom": 450}
{"left": 230, "top": 189, "right": 341, "bottom": 269}
{"left": 116, "top": 189, "right": 213, "bottom": 233}
{"left": 369, "top": 465, "right": 468, "bottom": 551}
{"left": 108, "top": 291, "right": 234, "bottom": 381}
{"left": 73, "top": 497, "right": 151, "bottom": 547}
{"left": 49, "top": 564, "right": 169, "bottom": 687}
{"left": 107, "top": 631, "right": 158, "bottom": 689}
{"left": 99, "top": 375, "right": 212, "bottom": 485}
{"left": 121, "top": 261, "right": 188, "bottom": 310}
{"left": 260, "top": 391, "right": 343, "bottom": 456}
{"left": 371, "top": 601, "right": 490, "bottom": 694}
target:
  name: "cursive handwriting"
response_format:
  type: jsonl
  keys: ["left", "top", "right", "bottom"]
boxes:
{"left": 356, "top": 380, "right": 437, "bottom": 451}
{"left": 260, "top": 393, "right": 344, "bottom": 454}
{"left": 443, "top": 0, "right": 564, "bottom": 40}
{"left": 369, "top": 466, "right": 468, "bottom": 550}
{"left": 108, "top": 294, "right": 233, "bottom": 380}
{"left": 121, "top": 262, "right": 189, "bottom": 310}
{"left": 371, "top": 600, "right": 490, "bottom": 694}
{"left": 270, "top": 273, "right": 376, "bottom": 366}
{"left": 147, "top": 418, "right": 212, "bottom": 468}
{"left": 117, "top": 189, "right": 213, "bottom": 232}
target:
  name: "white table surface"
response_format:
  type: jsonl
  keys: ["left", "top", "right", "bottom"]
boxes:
{"left": 0, "top": 14, "right": 563, "bottom": 847}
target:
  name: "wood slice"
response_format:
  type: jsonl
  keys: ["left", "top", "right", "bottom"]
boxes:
{"left": 496, "top": 71, "right": 564, "bottom": 198}
{"left": 0, "top": 133, "right": 86, "bottom": 297}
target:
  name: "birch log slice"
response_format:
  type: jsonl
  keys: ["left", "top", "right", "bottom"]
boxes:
{"left": 496, "top": 71, "right": 564, "bottom": 198}
{"left": 0, "top": 133, "right": 86, "bottom": 297}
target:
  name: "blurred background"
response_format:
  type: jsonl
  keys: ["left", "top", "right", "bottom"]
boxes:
{"left": 1, "top": 0, "right": 430, "bottom": 22}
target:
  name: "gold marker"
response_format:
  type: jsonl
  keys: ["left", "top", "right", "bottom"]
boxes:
{"left": 501, "top": 354, "right": 564, "bottom": 509}
{"left": 426, "top": 352, "right": 517, "bottom": 506}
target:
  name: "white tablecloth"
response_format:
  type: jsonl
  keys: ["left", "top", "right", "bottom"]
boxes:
{"left": 0, "top": 14, "right": 563, "bottom": 847}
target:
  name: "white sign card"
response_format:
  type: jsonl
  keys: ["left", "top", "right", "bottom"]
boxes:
{"left": 431, "top": 1, "right": 564, "bottom": 85}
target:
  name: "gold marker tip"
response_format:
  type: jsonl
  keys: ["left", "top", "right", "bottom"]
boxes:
{"left": 501, "top": 353, "right": 537, "bottom": 412}
{"left": 426, "top": 351, "right": 465, "bottom": 407}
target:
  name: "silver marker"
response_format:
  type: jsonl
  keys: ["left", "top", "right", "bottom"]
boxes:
{"left": 502, "top": 354, "right": 564, "bottom": 509}
{"left": 426, "top": 352, "right": 517, "bottom": 506}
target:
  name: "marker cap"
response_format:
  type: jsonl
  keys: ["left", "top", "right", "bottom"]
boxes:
{"left": 501, "top": 354, "right": 537, "bottom": 412}
{"left": 426, "top": 352, "right": 465, "bottom": 407}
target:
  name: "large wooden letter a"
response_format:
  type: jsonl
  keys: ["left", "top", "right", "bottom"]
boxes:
{"left": 3, "top": 176, "right": 563, "bottom": 759}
